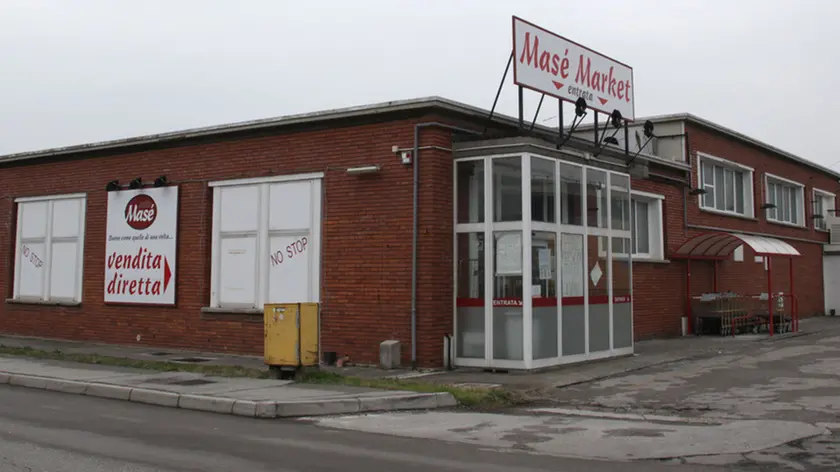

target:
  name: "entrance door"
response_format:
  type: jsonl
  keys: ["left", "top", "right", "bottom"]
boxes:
{"left": 823, "top": 254, "right": 840, "bottom": 315}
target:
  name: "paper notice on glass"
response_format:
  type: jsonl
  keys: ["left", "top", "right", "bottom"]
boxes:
{"left": 561, "top": 235, "right": 584, "bottom": 297}
{"left": 531, "top": 284, "right": 542, "bottom": 296}
{"left": 538, "top": 248, "right": 552, "bottom": 280}
{"left": 496, "top": 233, "right": 522, "bottom": 276}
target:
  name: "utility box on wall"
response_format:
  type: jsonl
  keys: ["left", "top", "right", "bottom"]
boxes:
{"left": 264, "top": 303, "right": 319, "bottom": 378}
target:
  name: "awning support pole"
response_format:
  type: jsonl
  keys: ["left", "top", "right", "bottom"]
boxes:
{"left": 686, "top": 259, "right": 692, "bottom": 335}
{"left": 789, "top": 256, "right": 796, "bottom": 332}
{"left": 768, "top": 257, "right": 774, "bottom": 336}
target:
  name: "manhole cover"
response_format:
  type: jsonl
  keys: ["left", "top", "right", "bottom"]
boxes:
{"left": 169, "top": 357, "right": 212, "bottom": 363}
{"left": 171, "top": 378, "right": 216, "bottom": 386}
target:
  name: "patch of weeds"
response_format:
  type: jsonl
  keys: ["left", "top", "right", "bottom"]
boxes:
{"left": 298, "top": 371, "right": 523, "bottom": 409}
{"left": 0, "top": 345, "right": 270, "bottom": 379}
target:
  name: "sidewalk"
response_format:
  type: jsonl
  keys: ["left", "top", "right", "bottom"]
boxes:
{"left": 0, "top": 317, "right": 822, "bottom": 413}
{"left": 0, "top": 356, "right": 456, "bottom": 418}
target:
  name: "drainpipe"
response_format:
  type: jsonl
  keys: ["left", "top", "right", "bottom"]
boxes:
{"left": 683, "top": 130, "right": 692, "bottom": 231}
{"left": 411, "top": 122, "right": 482, "bottom": 369}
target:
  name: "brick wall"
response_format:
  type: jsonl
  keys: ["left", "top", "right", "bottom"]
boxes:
{"left": 629, "top": 121, "right": 831, "bottom": 340}
{"left": 0, "top": 115, "right": 460, "bottom": 368}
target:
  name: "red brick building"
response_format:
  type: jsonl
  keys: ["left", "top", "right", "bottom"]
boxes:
{"left": 0, "top": 98, "right": 835, "bottom": 369}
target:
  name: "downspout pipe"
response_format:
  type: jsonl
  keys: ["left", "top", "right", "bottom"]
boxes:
{"left": 412, "top": 122, "right": 482, "bottom": 369}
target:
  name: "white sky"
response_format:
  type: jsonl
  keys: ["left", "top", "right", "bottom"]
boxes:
{"left": 1, "top": 0, "right": 837, "bottom": 168}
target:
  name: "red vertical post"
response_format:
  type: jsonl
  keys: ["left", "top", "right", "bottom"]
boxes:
{"left": 713, "top": 260, "right": 718, "bottom": 292}
{"left": 686, "top": 259, "right": 692, "bottom": 335}
{"left": 789, "top": 256, "right": 796, "bottom": 332}
{"left": 768, "top": 257, "right": 774, "bottom": 336}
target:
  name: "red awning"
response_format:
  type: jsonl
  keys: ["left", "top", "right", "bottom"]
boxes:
{"left": 673, "top": 231, "right": 801, "bottom": 260}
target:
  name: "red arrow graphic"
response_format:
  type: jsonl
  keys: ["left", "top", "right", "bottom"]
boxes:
{"left": 552, "top": 81, "right": 564, "bottom": 90}
{"left": 598, "top": 97, "right": 609, "bottom": 105}
{"left": 163, "top": 257, "right": 172, "bottom": 292}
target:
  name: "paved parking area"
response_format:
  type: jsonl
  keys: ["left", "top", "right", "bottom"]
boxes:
{"left": 547, "top": 320, "right": 840, "bottom": 424}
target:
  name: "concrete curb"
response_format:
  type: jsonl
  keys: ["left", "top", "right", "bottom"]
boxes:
{"left": 0, "top": 372, "right": 458, "bottom": 419}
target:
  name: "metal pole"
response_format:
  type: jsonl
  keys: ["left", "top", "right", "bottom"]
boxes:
{"left": 789, "top": 256, "right": 796, "bottom": 332}
{"left": 624, "top": 122, "right": 630, "bottom": 157}
{"left": 768, "top": 257, "right": 774, "bottom": 336}
{"left": 556, "top": 100, "right": 564, "bottom": 148}
{"left": 686, "top": 259, "right": 692, "bottom": 335}
{"left": 518, "top": 86, "right": 524, "bottom": 129}
{"left": 483, "top": 52, "right": 514, "bottom": 135}
{"left": 593, "top": 112, "right": 599, "bottom": 146}
{"left": 529, "top": 94, "right": 545, "bottom": 131}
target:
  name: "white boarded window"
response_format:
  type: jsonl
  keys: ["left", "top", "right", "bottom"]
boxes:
{"left": 13, "top": 194, "right": 86, "bottom": 303}
{"left": 209, "top": 174, "right": 322, "bottom": 309}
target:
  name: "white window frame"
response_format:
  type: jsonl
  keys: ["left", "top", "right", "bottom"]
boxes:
{"left": 813, "top": 188, "right": 836, "bottom": 232}
{"left": 600, "top": 190, "right": 665, "bottom": 261}
{"left": 697, "top": 152, "right": 754, "bottom": 218}
{"left": 12, "top": 193, "right": 87, "bottom": 304}
{"left": 208, "top": 173, "right": 323, "bottom": 310}
{"left": 764, "top": 173, "right": 805, "bottom": 227}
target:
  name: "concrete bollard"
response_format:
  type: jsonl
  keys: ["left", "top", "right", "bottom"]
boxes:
{"left": 379, "top": 340, "right": 401, "bottom": 369}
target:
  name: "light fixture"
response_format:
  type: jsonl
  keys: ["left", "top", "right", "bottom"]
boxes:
{"left": 689, "top": 187, "right": 707, "bottom": 196}
{"left": 761, "top": 203, "right": 777, "bottom": 210}
{"left": 643, "top": 120, "right": 655, "bottom": 138}
{"left": 346, "top": 164, "right": 382, "bottom": 176}
{"left": 604, "top": 136, "right": 619, "bottom": 145}
{"left": 106, "top": 180, "right": 121, "bottom": 191}
{"left": 610, "top": 109, "right": 623, "bottom": 128}
{"left": 154, "top": 175, "right": 168, "bottom": 187}
{"left": 812, "top": 214, "right": 824, "bottom": 220}
{"left": 574, "top": 97, "right": 587, "bottom": 117}
{"left": 129, "top": 177, "right": 142, "bottom": 189}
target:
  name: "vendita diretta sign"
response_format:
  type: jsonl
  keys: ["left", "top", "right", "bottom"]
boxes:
{"left": 104, "top": 186, "right": 178, "bottom": 305}
{"left": 512, "top": 16, "right": 635, "bottom": 121}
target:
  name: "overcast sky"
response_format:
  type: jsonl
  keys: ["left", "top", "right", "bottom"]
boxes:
{"left": 1, "top": 0, "right": 837, "bottom": 168}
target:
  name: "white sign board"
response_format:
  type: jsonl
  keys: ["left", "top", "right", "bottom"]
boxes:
{"left": 105, "top": 186, "right": 178, "bottom": 305}
{"left": 512, "top": 16, "right": 635, "bottom": 120}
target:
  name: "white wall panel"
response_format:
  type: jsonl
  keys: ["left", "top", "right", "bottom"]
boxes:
{"left": 219, "top": 236, "right": 257, "bottom": 305}
{"left": 269, "top": 181, "right": 311, "bottom": 231}
{"left": 21, "top": 202, "right": 48, "bottom": 239}
{"left": 268, "top": 234, "right": 310, "bottom": 303}
{"left": 51, "top": 199, "right": 81, "bottom": 238}
{"left": 49, "top": 241, "right": 78, "bottom": 299}
{"left": 220, "top": 186, "right": 259, "bottom": 232}
{"left": 18, "top": 242, "right": 45, "bottom": 297}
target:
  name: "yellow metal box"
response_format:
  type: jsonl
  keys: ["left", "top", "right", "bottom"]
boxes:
{"left": 264, "top": 303, "right": 319, "bottom": 368}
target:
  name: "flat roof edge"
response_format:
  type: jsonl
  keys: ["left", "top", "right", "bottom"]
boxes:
{"left": 0, "top": 96, "right": 508, "bottom": 164}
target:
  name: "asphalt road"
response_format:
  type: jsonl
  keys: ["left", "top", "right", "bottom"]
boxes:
{"left": 0, "top": 385, "right": 727, "bottom": 472}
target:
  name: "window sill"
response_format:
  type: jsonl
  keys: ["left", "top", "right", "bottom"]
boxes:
{"left": 699, "top": 207, "right": 756, "bottom": 221}
{"left": 200, "top": 307, "right": 262, "bottom": 315}
{"left": 767, "top": 219, "right": 808, "bottom": 230}
{"left": 5, "top": 298, "right": 81, "bottom": 307}
{"left": 611, "top": 256, "right": 670, "bottom": 264}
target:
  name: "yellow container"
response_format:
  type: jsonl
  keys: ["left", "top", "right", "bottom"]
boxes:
{"left": 264, "top": 303, "right": 319, "bottom": 368}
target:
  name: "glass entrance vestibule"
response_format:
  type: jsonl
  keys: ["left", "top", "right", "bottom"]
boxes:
{"left": 454, "top": 153, "right": 634, "bottom": 370}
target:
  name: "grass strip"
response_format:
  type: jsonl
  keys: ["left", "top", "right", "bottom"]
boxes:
{"left": 0, "top": 345, "right": 521, "bottom": 408}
